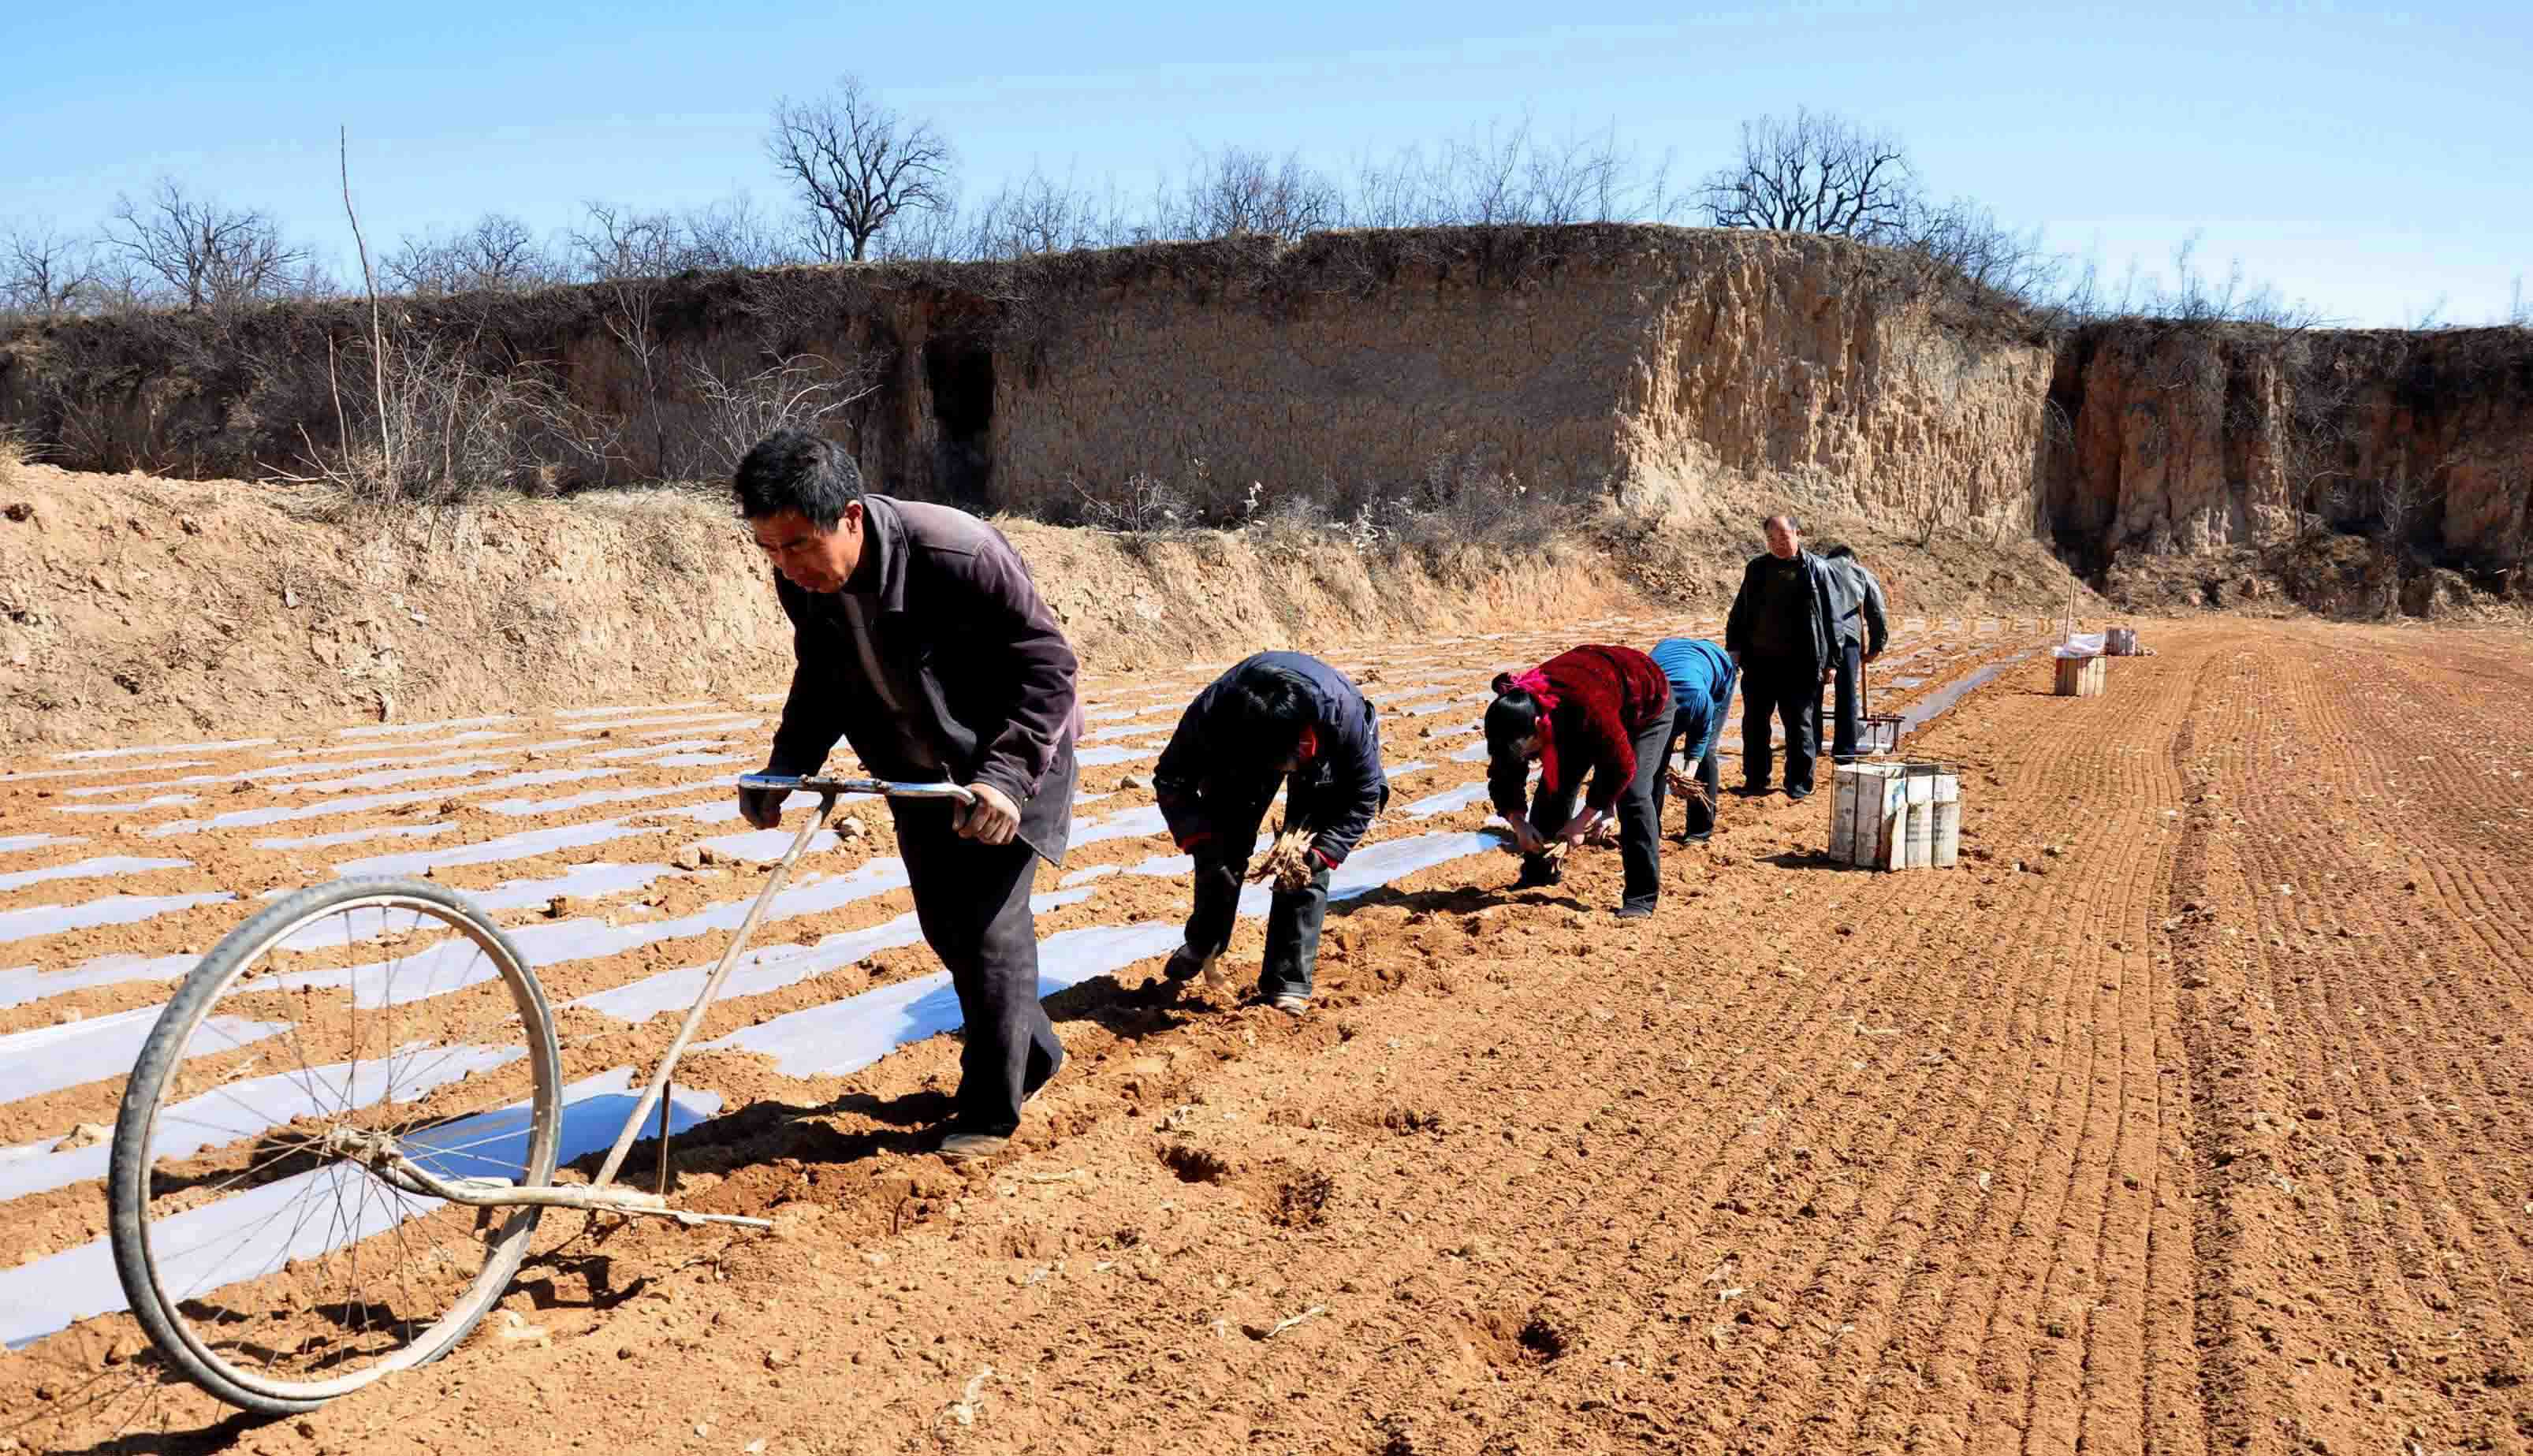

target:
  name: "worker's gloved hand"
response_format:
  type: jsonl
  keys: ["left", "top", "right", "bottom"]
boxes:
{"left": 737, "top": 783, "right": 786, "bottom": 831}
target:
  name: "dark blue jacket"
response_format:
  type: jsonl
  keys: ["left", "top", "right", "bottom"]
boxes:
{"left": 1153, "top": 651, "right": 1388, "bottom": 868}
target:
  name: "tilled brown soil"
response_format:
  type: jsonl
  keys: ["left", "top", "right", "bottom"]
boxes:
{"left": 8, "top": 617, "right": 2527, "bottom": 1455}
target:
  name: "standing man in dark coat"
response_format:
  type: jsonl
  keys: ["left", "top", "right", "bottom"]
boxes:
{"left": 1817, "top": 542, "right": 1890, "bottom": 763}
{"left": 1152, "top": 652, "right": 1389, "bottom": 1015}
{"left": 732, "top": 430, "right": 1083, "bottom": 1162}
{"left": 1723, "top": 513, "right": 1838, "bottom": 800}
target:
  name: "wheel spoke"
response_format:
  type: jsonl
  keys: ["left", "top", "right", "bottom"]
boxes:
{"left": 116, "top": 885, "right": 559, "bottom": 1407}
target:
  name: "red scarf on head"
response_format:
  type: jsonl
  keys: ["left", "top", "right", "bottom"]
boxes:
{"left": 1509, "top": 668, "right": 1559, "bottom": 710}
{"left": 1507, "top": 668, "right": 1560, "bottom": 789}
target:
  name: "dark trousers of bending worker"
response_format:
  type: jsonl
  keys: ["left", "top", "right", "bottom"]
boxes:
{"left": 1180, "top": 773, "right": 1391, "bottom": 1001}
{"left": 1812, "top": 639, "right": 1866, "bottom": 763}
{"left": 1652, "top": 671, "right": 1735, "bottom": 841}
{"left": 889, "top": 750, "right": 1077, "bottom": 1137}
{"left": 1740, "top": 655, "right": 1823, "bottom": 796}
{"left": 1518, "top": 710, "right": 1670, "bottom": 910}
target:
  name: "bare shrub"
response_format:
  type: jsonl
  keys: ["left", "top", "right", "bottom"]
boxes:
{"left": 272, "top": 134, "right": 552, "bottom": 513}
{"left": 1160, "top": 145, "right": 1343, "bottom": 243}
{"left": 963, "top": 167, "right": 1141, "bottom": 259}
{"left": 683, "top": 353, "right": 878, "bottom": 482}
{"left": 1066, "top": 469, "right": 1193, "bottom": 533}
{"left": 382, "top": 213, "right": 561, "bottom": 296}
{"left": 767, "top": 74, "right": 953, "bottom": 262}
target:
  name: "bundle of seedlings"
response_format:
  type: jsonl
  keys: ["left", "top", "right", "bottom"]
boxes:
{"left": 1665, "top": 767, "right": 1715, "bottom": 810}
{"left": 1249, "top": 825, "right": 1320, "bottom": 893}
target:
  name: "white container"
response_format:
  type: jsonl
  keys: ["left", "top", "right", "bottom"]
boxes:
{"left": 1932, "top": 773, "right": 1961, "bottom": 868}
{"left": 1831, "top": 762, "right": 1905, "bottom": 869}
{"left": 1831, "top": 761, "right": 1961, "bottom": 871}
{"left": 1902, "top": 770, "right": 1935, "bottom": 869}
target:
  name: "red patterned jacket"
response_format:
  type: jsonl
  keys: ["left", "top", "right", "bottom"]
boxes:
{"left": 1488, "top": 645, "right": 1674, "bottom": 818}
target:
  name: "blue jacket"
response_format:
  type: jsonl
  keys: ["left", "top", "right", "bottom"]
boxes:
{"left": 1153, "top": 651, "right": 1388, "bottom": 867}
{"left": 1648, "top": 638, "right": 1738, "bottom": 763}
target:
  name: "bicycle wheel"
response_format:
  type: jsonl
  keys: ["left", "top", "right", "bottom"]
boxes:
{"left": 106, "top": 877, "right": 563, "bottom": 1414}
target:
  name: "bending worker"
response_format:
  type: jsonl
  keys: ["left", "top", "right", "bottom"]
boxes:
{"left": 1817, "top": 543, "right": 1890, "bottom": 764}
{"left": 1153, "top": 651, "right": 1389, "bottom": 1015}
{"left": 1647, "top": 636, "right": 1737, "bottom": 843}
{"left": 1482, "top": 644, "right": 1673, "bottom": 918}
{"left": 733, "top": 430, "right": 1083, "bottom": 1163}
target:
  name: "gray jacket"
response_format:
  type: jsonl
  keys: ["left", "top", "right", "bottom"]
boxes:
{"left": 1823, "top": 556, "right": 1890, "bottom": 655}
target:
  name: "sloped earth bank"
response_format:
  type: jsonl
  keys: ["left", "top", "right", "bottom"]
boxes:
{"left": 0, "top": 462, "right": 2100, "bottom": 752}
{"left": 6, "top": 618, "right": 2531, "bottom": 1455}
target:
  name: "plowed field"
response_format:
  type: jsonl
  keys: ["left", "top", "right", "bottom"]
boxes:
{"left": 5, "top": 616, "right": 2531, "bottom": 1456}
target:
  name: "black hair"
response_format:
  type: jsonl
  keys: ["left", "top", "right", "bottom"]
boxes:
{"left": 1764, "top": 512, "right": 1803, "bottom": 533}
{"left": 1210, "top": 671, "right": 1313, "bottom": 764}
{"left": 732, "top": 429, "right": 865, "bottom": 530}
{"left": 1484, "top": 673, "right": 1544, "bottom": 759}
{"left": 1822, "top": 542, "right": 1855, "bottom": 560}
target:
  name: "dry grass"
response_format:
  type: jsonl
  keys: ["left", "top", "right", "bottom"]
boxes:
{"left": 1247, "top": 825, "right": 1319, "bottom": 893}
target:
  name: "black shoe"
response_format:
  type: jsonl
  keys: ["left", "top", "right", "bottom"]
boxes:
{"left": 1679, "top": 829, "right": 1712, "bottom": 844}
{"left": 1785, "top": 786, "right": 1812, "bottom": 802}
{"left": 1512, "top": 858, "right": 1563, "bottom": 889}
{"left": 1615, "top": 902, "right": 1655, "bottom": 921}
{"left": 1731, "top": 784, "right": 1771, "bottom": 798}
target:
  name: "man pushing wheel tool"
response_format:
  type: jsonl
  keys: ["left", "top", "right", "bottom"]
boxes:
{"left": 732, "top": 430, "right": 1083, "bottom": 1162}
{"left": 1150, "top": 652, "right": 1390, "bottom": 1015}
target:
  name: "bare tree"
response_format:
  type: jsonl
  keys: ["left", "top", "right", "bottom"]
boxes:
{"left": 1335, "top": 116, "right": 1681, "bottom": 232}
{"left": 383, "top": 213, "right": 560, "bottom": 296}
{"left": 2, "top": 220, "right": 97, "bottom": 317}
{"left": 965, "top": 167, "right": 1137, "bottom": 259}
{"left": 680, "top": 192, "right": 799, "bottom": 272}
{"left": 1697, "top": 108, "right": 1917, "bottom": 241}
{"left": 1164, "top": 145, "right": 1342, "bottom": 242}
{"left": 102, "top": 177, "right": 309, "bottom": 312}
{"left": 2509, "top": 274, "right": 2527, "bottom": 328}
{"left": 765, "top": 74, "right": 953, "bottom": 262}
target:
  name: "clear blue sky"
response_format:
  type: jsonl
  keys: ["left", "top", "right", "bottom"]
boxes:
{"left": 5, "top": 0, "right": 2526, "bottom": 327}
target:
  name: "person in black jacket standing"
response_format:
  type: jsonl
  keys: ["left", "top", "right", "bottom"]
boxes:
{"left": 1723, "top": 513, "right": 1839, "bottom": 800}
{"left": 732, "top": 430, "right": 1083, "bottom": 1162}
{"left": 1151, "top": 652, "right": 1389, "bottom": 1015}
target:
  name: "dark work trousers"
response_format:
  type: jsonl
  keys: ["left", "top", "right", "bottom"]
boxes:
{"left": 1816, "top": 639, "right": 1866, "bottom": 762}
{"left": 892, "top": 805, "right": 1063, "bottom": 1138}
{"left": 1522, "top": 706, "right": 1670, "bottom": 912}
{"left": 1652, "top": 705, "right": 1723, "bottom": 838}
{"left": 1741, "top": 656, "right": 1823, "bottom": 795}
{"left": 1182, "top": 774, "right": 1384, "bottom": 1000}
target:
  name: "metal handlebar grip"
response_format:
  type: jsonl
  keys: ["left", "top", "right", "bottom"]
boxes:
{"left": 736, "top": 772, "right": 977, "bottom": 805}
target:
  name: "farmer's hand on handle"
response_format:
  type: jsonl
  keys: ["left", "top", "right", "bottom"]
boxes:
{"left": 1509, "top": 819, "right": 1548, "bottom": 856}
{"left": 954, "top": 781, "right": 1019, "bottom": 845}
{"left": 738, "top": 783, "right": 786, "bottom": 830}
